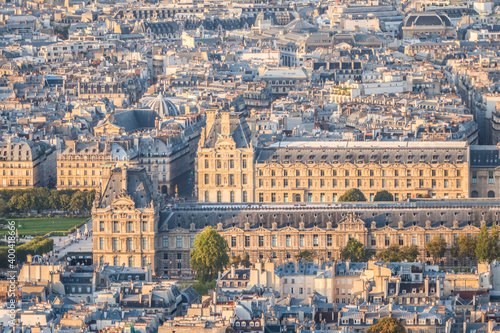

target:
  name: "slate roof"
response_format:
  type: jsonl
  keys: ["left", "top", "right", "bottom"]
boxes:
{"left": 255, "top": 141, "right": 468, "bottom": 165}
{"left": 470, "top": 145, "right": 500, "bottom": 168}
{"left": 204, "top": 112, "right": 252, "bottom": 149}
{"left": 98, "top": 167, "right": 154, "bottom": 208}
{"left": 107, "top": 109, "right": 159, "bottom": 133}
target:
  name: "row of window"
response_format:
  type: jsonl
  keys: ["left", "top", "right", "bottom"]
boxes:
{"left": 99, "top": 221, "right": 149, "bottom": 233}
{"left": 60, "top": 169, "right": 100, "bottom": 176}
{"left": 204, "top": 159, "right": 249, "bottom": 170}
{"left": 257, "top": 178, "right": 462, "bottom": 189}
{"left": 2, "top": 170, "right": 31, "bottom": 176}
{"left": 60, "top": 179, "right": 97, "bottom": 186}
{"left": 230, "top": 233, "right": 462, "bottom": 248}
{"left": 99, "top": 237, "right": 150, "bottom": 251}
{"left": 205, "top": 173, "right": 248, "bottom": 186}
{"left": 258, "top": 168, "right": 461, "bottom": 177}
{"left": 98, "top": 256, "right": 148, "bottom": 268}
{"left": 162, "top": 235, "right": 196, "bottom": 248}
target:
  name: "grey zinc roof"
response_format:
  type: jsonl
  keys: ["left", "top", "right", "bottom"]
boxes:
{"left": 470, "top": 145, "right": 500, "bottom": 168}
{"left": 99, "top": 167, "right": 154, "bottom": 208}
{"left": 204, "top": 112, "right": 252, "bottom": 149}
{"left": 255, "top": 141, "right": 468, "bottom": 165}
{"left": 109, "top": 109, "right": 159, "bottom": 133}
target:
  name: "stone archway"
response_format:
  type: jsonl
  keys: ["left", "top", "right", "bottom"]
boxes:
{"left": 161, "top": 185, "right": 168, "bottom": 194}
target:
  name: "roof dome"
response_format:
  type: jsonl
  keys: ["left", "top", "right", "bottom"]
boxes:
{"left": 402, "top": 12, "right": 452, "bottom": 28}
{"left": 284, "top": 13, "right": 317, "bottom": 32}
{"left": 142, "top": 93, "right": 180, "bottom": 118}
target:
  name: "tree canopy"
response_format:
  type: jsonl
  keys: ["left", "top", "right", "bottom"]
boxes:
{"left": 368, "top": 317, "right": 406, "bottom": 333}
{"left": 451, "top": 234, "right": 476, "bottom": 265}
{"left": 426, "top": 236, "right": 447, "bottom": 264}
{"left": 338, "top": 189, "right": 366, "bottom": 202}
{"left": 475, "top": 223, "right": 500, "bottom": 263}
{"left": 340, "top": 239, "right": 372, "bottom": 262}
{"left": 190, "top": 227, "right": 229, "bottom": 283}
{"left": 296, "top": 250, "right": 315, "bottom": 262}
{"left": 377, "top": 244, "right": 419, "bottom": 262}
{"left": 229, "top": 254, "right": 251, "bottom": 268}
{"left": 373, "top": 190, "right": 394, "bottom": 202}
{"left": 0, "top": 188, "right": 95, "bottom": 216}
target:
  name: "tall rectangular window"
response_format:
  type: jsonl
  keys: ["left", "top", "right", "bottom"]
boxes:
{"left": 205, "top": 174, "right": 209, "bottom": 185}
{"left": 142, "top": 221, "right": 147, "bottom": 232}
{"left": 127, "top": 238, "right": 133, "bottom": 251}
{"left": 100, "top": 221, "right": 104, "bottom": 232}
{"left": 190, "top": 235, "right": 195, "bottom": 248}
{"left": 231, "top": 236, "right": 236, "bottom": 247}
{"left": 259, "top": 236, "right": 264, "bottom": 247}
{"left": 313, "top": 235, "right": 318, "bottom": 246}
{"left": 299, "top": 234, "right": 304, "bottom": 247}
{"left": 229, "top": 174, "right": 234, "bottom": 186}
{"left": 472, "top": 171, "right": 477, "bottom": 183}
{"left": 113, "top": 221, "right": 119, "bottom": 232}
{"left": 242, "top": 174, "right": 247, "bottom": 185}
{"left": 163, "top": 236, "right": 169, "bottom": 248}
{"left": 286, "top": 235, "right": 291, "bottom": 247}
{"left": 142, "top": 237, "right": 147, "bottom": 250}
{"left": 385, "top": 234, "right": 390, "bottom": 246}
{"left": 245, "top": 236, "right": 250, "bottom": 247}
{"left": 216, "top": 174, "right": 221, "bottom": 185}
{"left": 412, "top": 234, "right": 417, "bottom": 246}
{"left": 99, "top": 237, "right": 104, "bottom": 250}
{"left": 490, "top": 171, "right": 494, "bottom": 184}
{"left": 176, "top": 236, "right": 182, "bottom": 248}
{"left": 272, "top": 235, "right": 277, "bottom": 247}
{"left": 327, "top": 234, "right": 332, "bottom": 247}
{"left": 112, "top": 238, "right": 118, "bottom": 251}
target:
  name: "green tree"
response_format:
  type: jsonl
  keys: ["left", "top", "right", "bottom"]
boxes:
{"left": 340, "top": 239, "right": 372, "bottom": 262}
{"left": 376, "top": 244, "right": 402, "bottom": 262}
{"left": 377, "top": 245, "right": 419, "bottom": 262}
{"left": 338, "top": 189, "right": 366, "bottom": 202}
{"left": 296, "top": 250, "right": 315, "bottom": 262}
{"left": 190, "top": 227, "right": 229, "bottom": 283}
{"left": 476, "top": 224, "right": 490, "bottom": 263}
{"left": 368, "top": 317, "right": 406, "bottom": 333}
{"left": 491, "top": 223, "right": 500, "bottom": 261}
{"left": 69, "top": 191, "right": 87, "bottom": 212}
{"left": 373, "top": 190, "right": 394, "bottom": 202}
{"left": 451, "top": 234, "right": 476, "bottom": 266}
{"left": 426, "top": 236, "right": 447, "bottom": 264}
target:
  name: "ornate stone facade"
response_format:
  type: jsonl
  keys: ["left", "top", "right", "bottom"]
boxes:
{"left": 92, "top": 166, "right": 159, "bottom": 272}
{"left": 157, "top": 201, "right": 500, "bottom": 277}
{"left": 196, "top": 109, "right": 254, "bottom": 203}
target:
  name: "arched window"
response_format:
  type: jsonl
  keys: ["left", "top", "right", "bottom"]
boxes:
{"left": 471, "top": 190, "right": 479, "bottom": 198}
{"left": 488, "top": 190, "right": 495, "bottom": 198}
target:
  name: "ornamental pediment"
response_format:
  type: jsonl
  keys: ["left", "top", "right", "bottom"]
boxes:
{"left": 377, "top": 225, "right": 396, "bottom": 232}
{"left": 280, "top": 226, "right": 298, "bottom": 232}
{"left": 225, "top": 227, "right": 244, "bottom": 234}
{"left": 338, "top": 213, "right": 367, "bottom": 231}
{"left": 254, "top": 227, "right": 271, "bottom": 233}
{"left": 406, "top": 225, "right": 425, "bottom": 232}
{"left": 171, "top": 227, "right": 190, "bottom": 233}
{"left": 462, "top": 224, "right": 480, "bottom": 232}
{"left": 310, "top": 226, "right": 324, "bottom": 232}
{"left": 434, "top": 225, "right": 450, "bottom": 231}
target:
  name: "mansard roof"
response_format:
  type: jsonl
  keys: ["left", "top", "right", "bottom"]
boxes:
{"left": 160, "top": 201, "right": 500, "bottom": 232}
